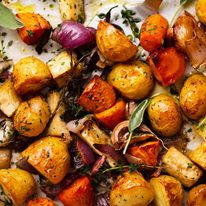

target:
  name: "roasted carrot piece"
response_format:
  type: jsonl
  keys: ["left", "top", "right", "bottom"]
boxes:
{"left": 147, "top": 47, "right": 186, "bottom": 86}
{"left": 16, "top": 13, "right": 51, "bottom": 45}
{"left": 58, "top": 176, "right": 95, "bottom": 206}
{"left": 140, "top": 14, "right": 168, "bottom": 52}
{"left": 128, "top": 141, "right": 160, "bottom": 166}
{"left": 78, "top": 75, "right": 116, "bottom": 113}
{"left": 27, "top": 197, "right": 56, "bottom": 206}
{"left": 94, "top": 99, "right": 126, "bottom": 130}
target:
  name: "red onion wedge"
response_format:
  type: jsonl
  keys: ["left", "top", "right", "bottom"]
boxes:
{"left": 91, "top": 156, "right": 106, "bottom": 175}
{"left": 52, "top": 20, "right": 96, "bottom": 49}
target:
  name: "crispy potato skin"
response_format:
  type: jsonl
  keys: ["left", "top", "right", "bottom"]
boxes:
{"left": 78, "top": 75, "right": 116, "bottom": 113}
{"left": 180, "top": 74, "right": 206, "bottom": 120}
{"left": 27, "top": 197, "right": 56, "bottom": 206}
{"left": 196, "top": 0, "right": 206, "bottom": 25}
{"left": 189, "top": 142, "right": 206, "bottom": 170}
{"left": 58, "top": 176, "right": 94, "bottom": 206}
{"left": 187, "top": 184, "right": 206, "bottom": 206}
{"left": 163, "top": 147, "right": 202, "bottom": 187}
{"left": 0, "top": 80, "right": 21, "bottom": 117}
{"left": 150, "top": 175, "right": 183, "bottom": 206}
{"left": 110, "top": 172, "right": 154, "bottom": 206}
{"left": 14, "top": 96, "right": 50, "bottom": 137}
{"left": 17, "top": 13, "right": 51, "bottom": 45}
{"left": 96, "top": 21, "right": 137, "bottom": 62}
{"left": 147, "top": 94, "right": 182, "bottom": 137}
{"left": 13, "top": 56, "right": 51, "bottom": 95}
{"left": 140, "top": 14, "right": 168, "bottom": 52}
{"left": 0, "top": 168, "right": 36, "bottom": 206}
{"left": 21, "top": 137, "right": 70, "bottom": 184}
{"left": 107, "top": 60, "right": 154, "bottom": 100}
{"left": 94, "top": 99, "right": 126, "bottom": 130}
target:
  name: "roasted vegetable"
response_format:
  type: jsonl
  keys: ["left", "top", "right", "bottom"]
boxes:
{"left": 47, "top": 51, "right": 82, "bottom": 88}
{"left": 78, "top": 75, "right": 116, "bottom": 113}
{"left": 16, "top": 13, "right": 51, "bottom": 45}
{"left": 47, "top": 91, "right": 61, "bottom": 115}
{"left": 94, "top": 99, "right": 126, "bottom": 130}
{"left": 189, "top": 141, "right": 206, "bottom": 170}
{"left": 147, "top": 94, "right": 182, "bottom": 137}
{"left": 13, "top": 56, "right": 51, "bottom": 95}
{"left": 140, "top": 14, "right": 168, "bottom": 52}
{"left": 0, "top": 118, "right": 15, "bottom": 147}
{"left": 27, "top": 197, "right": 56, "bottom": 206}
{"left": 147, "top": 47, "right": 186, "bottom": 86}
{"left": 14, "top": 96, "right": 50, "bottom": 137}
{"left": 96, "top": 21, "right": 137, "bottom": 62}
{"left": 0, "top": 80, "right": 21, "bottom": 117}
{"left": 21, "top": 136, "right": 70, "bottom": 184}
{"left": 193, "top": 117, "right": 206, "bottom": 139}
{"left": 163, "top": 147, "right": 202, "bottom": 187}
{"left": 58, "top": 0, "right": 85, "bottom": 22}
{"left": 173, "top": 11, "right": 206, "bottom": 68}
{"left": 58, "top": 176, "right": 94, "bottom": 206}
{"left": 0, "top": 168, "right": 36, "bottom": 206}
{"left": 150, "top": 175, "right": 183, "bottom": 206}
{"left": 110, "top": 172, "right": 154, "bottom": 206}
{"left": 196, "top": 0, "right": 206, "bottom": 25}
{"left": 187, "top": 184, "right": 206, "bottom": 206}
{"left": 0, "top": 149, "right": 11, "bottom": 169}
{"left": 128, "top": 141, "right": 160, "bottom": 166}
{"left": 107, "top": 60, "right": 154, "bottom": 100}
{"left": 180, "top": 74, "right": 206, "bottom": 120}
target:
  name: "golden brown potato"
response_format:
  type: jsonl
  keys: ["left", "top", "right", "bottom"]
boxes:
{"left": 96, "top": 21, "right": 138, "bottom": 62}
{"left": 13, "top": 56, "right": 51, "bottom": 95}
{"left": 0, "top": 80, "right": 21, "bottom": 117}
{"left": 163, "top": 147, "right": 202, "bottom": 187}
{"left": 147, "top": 94, "right": 182, "bottom": 137}
{"left": 196, "top": 0, "right": 206, "bottom": 25}
{"left": 150, "top": 175, "right": 183, "bottom": 206}
{"left": 21, "top": 136, "right": 70, "bottom": 184}
{"left": 14, "top": 96, "right": 50, "bottom": 137}
{"left": 189, "top": 142, "right": 206, "bottom": 170}
{"left": 180, "top": 74, "right": 206, "bottom": 120}
{"left": 187, "top": 184, "right": 206, "bottom": 206}
{"left": 0, "top": 168, "right": 36, "bottom": 206}
{"left": 0, "top": 149, "right": 11, "bottom": 169}
{"left": 107, "top": 60, "right": 154, "bottom": 100}
{"left": 110, "top": 172, "right": 154, "bottom": 206}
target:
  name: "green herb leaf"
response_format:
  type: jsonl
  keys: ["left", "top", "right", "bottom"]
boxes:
{"left": 128, "top": 98, "right": 150, "bottom": 133}
{"left": 0, "top": 3, "right": 24, "bottom": 29}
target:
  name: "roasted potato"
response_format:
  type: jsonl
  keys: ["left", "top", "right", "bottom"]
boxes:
{"left": 187, "top": 184, "right": 206, "bottom": 206}
{"left": 196, "top": 0, "right": 206, "bottom": 25}
{"left": 58, "top": 176, "right": 94, "bottom": 206}
{"left": 107, "top": 60, "right": 154, "bottom": 100}
{"left": 0, "top": 80, "right": 21, "bottom": 117}
{"left": 14, "top": 96, "right": 50, "bottom": 137}
{"left": 0, "top": 118, "right": 15, "bottom": 147}
{"left": 180, "top": 74, "right": 206, "bottom": 120}
{"left": 13, "top": 56, "right": 51, "bottom": 95}
{"left": 47, "top": 51, "right": 82, "bottom": 88}
{"left": 163, "top": 147, "right": 202, "bottom": 187}
{"left": 96, "top": 21, "right": 137, "bottom": 62}
{"left": 147, "top": 94, "right": 182, "bottom": 137}
{"left": 110, "top": 171, "right": 154, "bottom": 206}
{"left": 0, "top": 168, "right": 36, "bottom": 206}
{"left": 150, "top": 175, "right": 183, "bottom": 206}
{"left": 189, "top": 141, "right": 206, "bottom": 170}
{"left": 21, "top": 136, "right": 70, "bottom": 184}
{"left": 0, "top": 149, "right": 11, "bottom": 169}
{"left": 78, "top": 75, "right": 116, "bottom": 113}
{"left": 58, "top": 0, "right": 85, "bottom": 22}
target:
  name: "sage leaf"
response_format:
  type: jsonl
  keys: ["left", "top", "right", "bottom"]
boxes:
{"left": 0, "top": 3, "right": 24, "bottom": 29}
{"left": 128, "top": 98, "right": 150, "bottom": 133}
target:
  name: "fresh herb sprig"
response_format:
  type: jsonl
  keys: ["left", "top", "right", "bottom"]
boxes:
{"left": 123, "top": 98, "right": 150, "bottom": 154}
{"left": 121, "top": 6, "right": 141, "bottom": 38}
